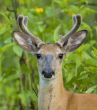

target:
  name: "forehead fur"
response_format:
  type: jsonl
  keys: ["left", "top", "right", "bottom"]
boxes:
{"left": 38, "top": 44, "right": 62, "bottom": 54}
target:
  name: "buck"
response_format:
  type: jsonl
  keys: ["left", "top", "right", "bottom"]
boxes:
{"left": 13, "top": 15, "right": 97, "bottom": 110}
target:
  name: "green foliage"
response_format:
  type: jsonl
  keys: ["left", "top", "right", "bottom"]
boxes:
{"left": 0, "top": 0, "right": 97, "bottom": 110}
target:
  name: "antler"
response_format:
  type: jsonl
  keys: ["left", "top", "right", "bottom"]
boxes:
{"left": 57, "top": 15, "right": 81, "bottom": 46}
{"left": 17, "top": 15, "right": 44, "bottom": 47}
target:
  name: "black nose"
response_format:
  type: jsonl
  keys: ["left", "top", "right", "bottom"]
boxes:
{"left": 42, "top": 70, "right": 55, "bottom": 78}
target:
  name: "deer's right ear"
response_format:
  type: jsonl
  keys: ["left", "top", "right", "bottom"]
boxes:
{"left": 13, "top": 31, "right": 42, "bottom": 52}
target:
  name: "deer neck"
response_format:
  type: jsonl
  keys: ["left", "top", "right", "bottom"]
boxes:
{"left": 38, "top": 66, "right": 69, "bottom": 110}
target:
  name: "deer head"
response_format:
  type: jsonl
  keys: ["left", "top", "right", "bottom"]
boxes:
{"left": 13, "top": 15, "right": 87, "bottom": 80}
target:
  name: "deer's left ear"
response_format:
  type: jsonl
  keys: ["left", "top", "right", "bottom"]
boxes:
{"left": 63, "top": 30, "right": 87, "bottom": 52}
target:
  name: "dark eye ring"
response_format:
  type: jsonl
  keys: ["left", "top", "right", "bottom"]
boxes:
{"left": 58, "top": 53, "right": 64, "bottom": 59}
{"left": 36, "top": 53, "right": 42, "bottom": 59}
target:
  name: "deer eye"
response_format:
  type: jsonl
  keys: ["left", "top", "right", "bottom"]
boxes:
{"left": 36, "top": 53, "right": 42, "bottom": 59}
{"left": 58, "top": 53, "right": 64, "bottom": 59}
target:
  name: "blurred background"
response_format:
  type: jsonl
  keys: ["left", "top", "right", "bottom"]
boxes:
{"left": 0, "top": 0, "right": 97, "bottom": 110}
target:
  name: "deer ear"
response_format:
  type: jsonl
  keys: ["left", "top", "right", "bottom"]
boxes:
{"left": 63, "top": 30, "right": 87, "bottom": 52}
{"left": 13, "top": 31, "right": 40, "bottom": 52}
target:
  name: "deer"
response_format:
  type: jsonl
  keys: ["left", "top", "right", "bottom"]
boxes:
{"left": 13, "top": 14, "right": 97, "bottom": 110}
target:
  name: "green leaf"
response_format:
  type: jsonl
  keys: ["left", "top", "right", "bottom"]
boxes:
{"left": 85, "top": 86, "right": 97, "bottom": 93}
{"left": 53, "top": 24, "right": 61, "bottom": 42}
{"left": 13, "top": 45, "right": 23, "bottom": 57}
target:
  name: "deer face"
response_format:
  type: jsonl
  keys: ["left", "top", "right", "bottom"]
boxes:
{"left": 36, "top": 44, "right": 63, "bottom": 79}
{"left": 13, "top": 15, "right": 87, "bottom": 80}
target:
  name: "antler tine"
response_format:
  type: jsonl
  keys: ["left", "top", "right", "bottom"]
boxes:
{"left": 57, "top": 15, "right": 81, "bottom": 46}
{"left": 17, "top": 15, "right": 44, "bottom": 47}
{"left": 17, "top": 15, "right": 33, "bottom": 36}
